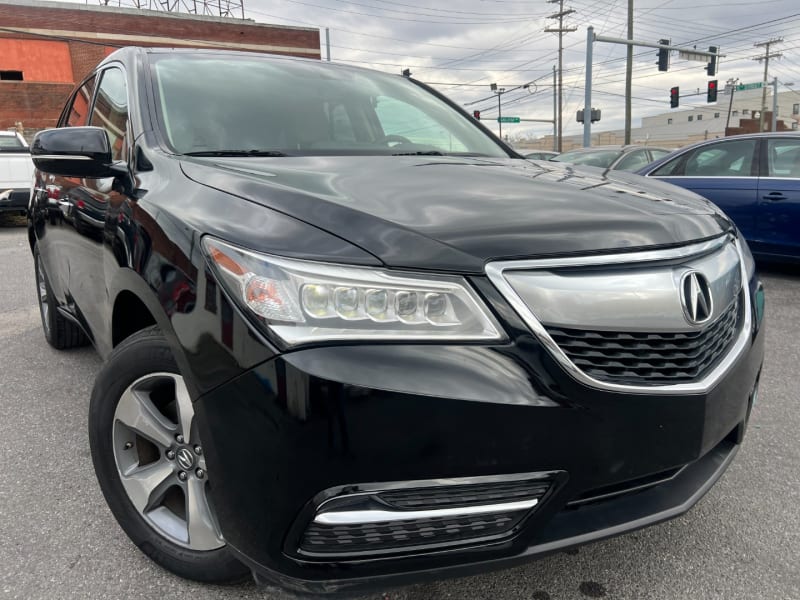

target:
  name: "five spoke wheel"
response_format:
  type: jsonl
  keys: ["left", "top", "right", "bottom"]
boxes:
{"left": 112, "top": 372, "right": 224, "bottom": 551}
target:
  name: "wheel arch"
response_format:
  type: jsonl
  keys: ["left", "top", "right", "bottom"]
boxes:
{"left": 112, "top": 290, "right": 158, "bottom": 348}
{"left": 108, "top": 269, "right": 174, "bottom": 352}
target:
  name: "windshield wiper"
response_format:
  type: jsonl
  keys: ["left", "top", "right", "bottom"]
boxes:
{"left": 183, "top": 150, "right": 290, "bottom": 157}
{"left": 391, "top": 150, "right": 445, "bottom": 156}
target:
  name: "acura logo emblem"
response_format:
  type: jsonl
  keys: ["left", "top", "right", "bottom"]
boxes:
{"left": 176, "top": 448, "right": 195, "bottom": 471}
{"left": 680, "top": 271, "right": 713, "bottom": 325}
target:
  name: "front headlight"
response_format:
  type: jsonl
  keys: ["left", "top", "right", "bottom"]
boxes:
{"left": 739, "top": 234, "right": 756, "bottom": 281}
{"left": 202, "top": 237, "right": 505, "bottom": 346}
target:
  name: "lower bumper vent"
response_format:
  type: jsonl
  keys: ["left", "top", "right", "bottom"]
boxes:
{"left": 296, "top": 475, "right": 554, "bottom": 558}
{"left": 301, "top": 510, "right": 526, "bottom": 556}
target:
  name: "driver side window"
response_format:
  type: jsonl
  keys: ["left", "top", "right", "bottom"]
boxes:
{"left": 374, "top": 96, "right": 468, "bottom": 152}
{"left": 63, "top": 76, "right": 97, "bottom": 127}
{"left": 89, "top": 68, "right": 129, "bottom": 162}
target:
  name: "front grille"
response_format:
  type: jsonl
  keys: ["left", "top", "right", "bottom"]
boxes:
{"left": 300, "top": 510, "right": 525, "bottom": 556}
{"left": 378, "top": 479, "right": 550, "bottom": 509}
{"left": 546, "top": 296, "right": 741, "bottom": 385}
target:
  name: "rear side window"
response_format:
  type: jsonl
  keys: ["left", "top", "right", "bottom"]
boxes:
{"left": 89, "top": 68, "right": 129, "bottom": 162}
{"left": 767, "top": 138, "right": 800, "bottom": 178}
{"left": 615, "top": 150, "right": 650, "bottom": 172}
{"left": 0, "top": 135, "right": 26, "bottom": 151}
{"left": 649, "top": 149, "right": 670, "bottom": 161}
{"left": 64, "top": 75, "right": 97, "bottom": 127}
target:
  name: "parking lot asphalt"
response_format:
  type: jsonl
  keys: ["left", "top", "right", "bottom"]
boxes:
{"left": 1, "top": 220, "right": 798, "bottom": 600}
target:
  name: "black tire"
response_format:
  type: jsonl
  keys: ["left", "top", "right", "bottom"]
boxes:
{"left": 89, "top": 326, "right": 249, "bottom": 584}
{"left": 33, "top": 246, "right": 87, "bottom": 349}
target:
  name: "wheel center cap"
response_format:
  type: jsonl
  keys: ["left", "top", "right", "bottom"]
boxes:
{"left": 176, "top": 448, "right": 195, "bottom": 471}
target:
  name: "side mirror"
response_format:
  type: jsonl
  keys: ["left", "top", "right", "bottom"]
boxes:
{"left": 31, "top": 127, "right": 126, "bottom": 179}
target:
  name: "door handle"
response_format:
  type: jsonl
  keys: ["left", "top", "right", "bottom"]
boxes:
{"left": 762, "top": 192, "right": 787, "bottom": 201}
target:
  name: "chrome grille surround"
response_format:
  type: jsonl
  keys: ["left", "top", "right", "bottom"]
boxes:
{"left": 485, "top": 235, "right": 752, "bottom": 394}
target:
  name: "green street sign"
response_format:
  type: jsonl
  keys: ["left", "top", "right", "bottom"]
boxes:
{"left": 736, "top": 82, "right": 763, "bottom": 91}
{"left": 497, "top": 116, "right": 521, "bottom": 123}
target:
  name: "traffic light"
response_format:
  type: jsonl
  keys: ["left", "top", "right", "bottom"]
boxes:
{"left": 707, "top": 80, "right": 718, "bottom": 103}
{"left": 473, "top": 110, "right": 481, "bottom": 120}
{"left": 706, "top": 46, "right": 717, "bottom": 77}
{"left": 670, "top": 86, "right": 680, "bottom": 108}
{"left": 657, "top": 39, "right": 670, "bottom": 72}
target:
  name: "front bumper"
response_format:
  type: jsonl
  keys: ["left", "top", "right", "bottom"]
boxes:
{"left": 191, "top": 272, "right": 765, "bottom": 594}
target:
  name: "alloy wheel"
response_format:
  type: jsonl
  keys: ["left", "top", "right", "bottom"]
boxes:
{"left": 111, "top": 372, "right": 224, "bottom": 551}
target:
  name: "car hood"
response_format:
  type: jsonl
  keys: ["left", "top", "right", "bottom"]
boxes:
{"left": 180, "top": 155, "right": 732, "bottom": 273}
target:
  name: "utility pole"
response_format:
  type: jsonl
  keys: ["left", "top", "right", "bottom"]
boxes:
{"left": 491, "top": 83, "right": 506, "bottom": 138}
{"left": 725, "top": 77, "right": 739, "bottom": 133}
{"left": 753, "top": 38, "right": 782, "bottom": 132}
{"left": 553, "top": 65, "right": 558, "bottom": 151}
{"left": 545, "top": 0, "right": 576, "bottom": 152}
{"left": 325, "top": 28, "right": 331, "bottom": 61}
{"left": 624, "top": 0, "right": 633, "bottom": 144}
{"left": 583, "top": 26, "right": 593, "bottom": 148}
{"left": 772, "top": 77, "right": 779, "bottom": 132}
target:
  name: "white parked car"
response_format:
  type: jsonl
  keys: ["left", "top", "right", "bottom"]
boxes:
{"left": 0, "top": 131, "right": 34, "bottom": 217}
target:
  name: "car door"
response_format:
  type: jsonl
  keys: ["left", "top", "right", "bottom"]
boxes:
{"left": 31, "top": 74, "right": 98, "bottom": 305}
{"left": 756, "top": 137, "right": 800, "bottom": 259}
{"left": 646, "top": 138, "right": 760, "bottom": 241}
{"left": 44, "top": 65, "right": 131, "bottom": 344}
{"left": 73, "top": 65, "right": 133, "bottom": 344}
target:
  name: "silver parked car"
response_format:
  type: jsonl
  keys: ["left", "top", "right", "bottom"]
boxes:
{"left": 551, "top": 145, "right": 671, "bottom": 172}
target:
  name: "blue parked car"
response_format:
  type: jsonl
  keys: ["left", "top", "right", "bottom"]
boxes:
{"left": 639, "top": 133, "right": 800, "bottom": 262}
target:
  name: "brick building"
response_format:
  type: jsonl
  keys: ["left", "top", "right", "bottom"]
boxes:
{"left": 0, "top": 0, "right": 320, "bottom": 132}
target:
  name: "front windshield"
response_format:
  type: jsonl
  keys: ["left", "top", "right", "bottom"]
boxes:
{"left": 150, "top": 54, "right": 509, "bottom": 158}
{"left": 552, "top": 149, "right": 621, "bottom": 168}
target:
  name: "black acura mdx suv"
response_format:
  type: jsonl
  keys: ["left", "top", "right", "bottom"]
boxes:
{"left": 28, "top": 47, "right": 765, "bottom": 593}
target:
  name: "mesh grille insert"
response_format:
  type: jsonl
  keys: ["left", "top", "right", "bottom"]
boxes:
{"left": 301, "top": 511, "right": 525, "bottom": 556}
{"left": 546, "top": 296, "right": 741, "bottom": 385}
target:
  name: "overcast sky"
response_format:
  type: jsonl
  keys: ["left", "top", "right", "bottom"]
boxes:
{"left": 60, "top": 0, "right": 800, "bottom": 140}
{"left": 238, "top": 0, "right": 800, "bottom": 140}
